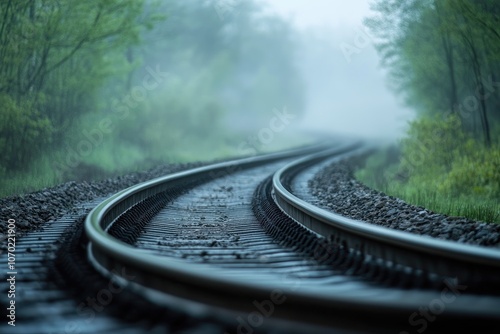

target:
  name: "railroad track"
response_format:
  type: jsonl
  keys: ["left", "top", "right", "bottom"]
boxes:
{"left": 272, "top": 147, "right": 500, "bottom": 292}
{"left": 2, "top": 141, "right": 500, "bottom": 333}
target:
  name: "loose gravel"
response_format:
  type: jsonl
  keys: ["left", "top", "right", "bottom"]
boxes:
{"left": 308, "top": 155, "right": 500, "bottom": 248}
{"left": 4, "top": 152, "right": 499, "bottom": 251}
{"left": 0, "top": 161, "right": 211, "bottom": 250}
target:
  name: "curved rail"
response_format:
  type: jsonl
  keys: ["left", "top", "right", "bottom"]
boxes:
{"left": 86, "top": 143, "right": 404, "bottom": 327}
{"left": 272, "top": 149, "right": 500, "bottom": 291}
{"left": 83, "top": 141, "right": 500, "bottom": 330}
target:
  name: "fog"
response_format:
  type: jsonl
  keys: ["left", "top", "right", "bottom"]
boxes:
{"left": 262, "top": 0, "right": 413, "bottom": 140}
{"left": 0, "top": 0, "right": 419, "bottom": 195}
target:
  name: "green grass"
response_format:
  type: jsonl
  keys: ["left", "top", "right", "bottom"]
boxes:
{"left": 0, "top": 154, "right": 61, "bottom": 199}
{"left": 355, "top": 166, "right": 500, "bottom": 224}
{"left": 354, "top": 144, "right": 500, "bottom": 224}
{"left": 382, "top": 185, "right": 500, "bottom": 224}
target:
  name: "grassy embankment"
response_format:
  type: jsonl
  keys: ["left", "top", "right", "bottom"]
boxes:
{"left": 355, "top": 116, "right": 500, "bottom": 224}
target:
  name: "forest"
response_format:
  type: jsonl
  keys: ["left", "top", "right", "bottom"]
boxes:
{"left": 0, "top": 0, "right": 305, "bottom": 197}
{"left": 358, "top": 0, "right": 500, "bottom": 222}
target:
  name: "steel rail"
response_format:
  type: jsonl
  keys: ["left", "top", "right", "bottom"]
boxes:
{"left": 83, "top": 141, "right": 500, "bottom": 330}
{"left": 272, "top": 149, "right": 500, "bottom": 290}
{"left": 86, "top": 143, "right": 412, "bottom": 327}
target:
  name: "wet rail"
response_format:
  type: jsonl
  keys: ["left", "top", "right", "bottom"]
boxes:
{"left": 3, "top": 142, "right": 499, "bottom": 333}
{"left": 82, "top": 142, "right": 500, "bottom": 333}
{"left": 272, "top": 148, "right": 500, "bottom": 293}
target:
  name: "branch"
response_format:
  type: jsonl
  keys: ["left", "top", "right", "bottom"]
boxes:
{"left": 26, "top": 6, "right": 104, "bottom": 90}
{"left": 459, "top": 0, "right": 500, "bottom": 42}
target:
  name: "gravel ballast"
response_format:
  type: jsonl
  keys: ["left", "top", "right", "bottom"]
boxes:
{"left": 0, "top": 161, "right": 211, "bottom": 250}
{"left": 308, "top": 155, "right": 500, "bottom": 248}
{"left": 3, "top": 152, "right": 499, "bottom": 251}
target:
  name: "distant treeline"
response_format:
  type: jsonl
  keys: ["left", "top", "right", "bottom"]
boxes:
{"left": 0, "top": 0, "right": 304, "bottom": 196}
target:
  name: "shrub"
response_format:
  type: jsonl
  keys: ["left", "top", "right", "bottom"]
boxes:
{"left": 439, "top": 144, "right": 500, "bottom": 198}
{"left": 355, "top": 113, "right": 499, "bottom": 223}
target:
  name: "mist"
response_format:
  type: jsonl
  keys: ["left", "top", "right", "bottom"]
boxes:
{"left": 0, "top": 0, "right": 415, "bottom": 196}
{"left": 297, "top": 26, "right": 412, "bottom": 140}
{"left": 261, "top": 0, "right": 413, "bottom": 141}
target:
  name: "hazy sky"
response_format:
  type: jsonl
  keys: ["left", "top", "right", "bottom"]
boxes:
{"left": 261, "top": 0, "right": 372, "bottom": 29}
{"left": 260, "top": 0, "right": 413, "bottom": 141}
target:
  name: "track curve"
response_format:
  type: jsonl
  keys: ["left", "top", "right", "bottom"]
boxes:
{"left": 83, "top": 142, "right": 500, "bottom": 333}
{"left": 272, "top": 148, "right": 500, "bottom": 292}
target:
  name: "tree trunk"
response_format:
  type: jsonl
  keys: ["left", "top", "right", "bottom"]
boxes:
{"left": 435, "top": 1, "right": 459, "bottom": 115}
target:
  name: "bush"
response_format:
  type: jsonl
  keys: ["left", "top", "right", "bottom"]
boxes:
{"left": 355, "top": 114, "right": 499, "bottom": 223}
{"left": 398, "top": 114, "right": 499, "bottom": 199}
{"left": 439, "top": 144, "right": 500, "bottom": 198}
{"left": 399, "top": 114, "right": 470, "bottom": 178}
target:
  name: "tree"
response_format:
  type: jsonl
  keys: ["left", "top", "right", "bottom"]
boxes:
{"left": 0, "top": 0, "right": 152, "bottom": 172}
{"left": 365, "top": 0, "right": 500, "bottom": 145}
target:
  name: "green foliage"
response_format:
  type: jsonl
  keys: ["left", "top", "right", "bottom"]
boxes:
{"left": 0, "top": 0, "right": 154, "bottom": 170}
{"left": 366, "top": 0, "right": 500, "bottom": 145}
{"left": 0, "top": 154, "right": 61, "bottom": 198}
{"left": 68, "top": 0, "right": 305, "bottom": 176}
{"left": 440, "top": 145, "right": 500, "bottom": 198}
{"left": 0, "top": 94, "right": 52, "bottom": 171}
{"left": 0, "top": 0, "right": 307, "bottom": 198}
{"left": 356, "top": 115, "right": 500, "bottom": 223}
{"left": 399, "top": 114, "right": 469, "bottom": 180}
{"left": 364, "top": 1, "right": 500, "bottom": 222}
{"left": 398, "top": 114, "right": 500, "bottom": 200}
